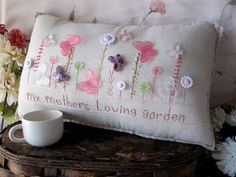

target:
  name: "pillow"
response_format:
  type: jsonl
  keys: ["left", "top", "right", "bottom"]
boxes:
{"left": 1, "top": 0, "right": 235, "bottom": 107}
{"left": 18, "top": 14, "right": 219, "bottom": 150}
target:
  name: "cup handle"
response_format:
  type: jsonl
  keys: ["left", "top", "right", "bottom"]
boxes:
{"left": 8, "top": 124, "right": 26, "bottom": 143}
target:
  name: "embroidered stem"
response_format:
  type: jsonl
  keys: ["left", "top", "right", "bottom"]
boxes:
{"left": 64, "top": 49, "right": 73, "bottom": 91}
{"left": 119, "top": 91, "right": 122, "bottom": 99}
{"left": 49, "top": 64, "right": 54, "bottom": 88}
{"left": 130, "top": 52, "right": 142, "bottom": 100}
{"left": 183, "top": 89, "right": 186, "bottom": 104}
{"left": 27, "top": 69, "right": 31, "bottom": 84}
{"left": 107, "top": 69, "right": 114, "bottom": 96}
{"left": 151, "top": 73, "right": 157, "bottom": 101}
{"left": 170, "top": 56, "right": 182, "bottom": 98}
{"left": 98, "top": 45, "right": 108, "bottom": 80}
{"left": 33, "top": 38, "right": 46, "bottom": 71}
{"left": 75, "top": 70, "right": 79, "bottom": 91}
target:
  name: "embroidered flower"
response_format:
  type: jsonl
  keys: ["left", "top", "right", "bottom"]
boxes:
{"left": 8, "top": 29, "right": 26, "bottom": 49}
{"left": 53, "top": 65, "right": 69, "bottom": 83}
{"left": 24, "top": 58, "right": 34, "bottom": 68}
{"left": 116, "top": 81, "right": 126, "bottom": 90}
{"left": 152, "top": 66, "right": 162, "bottom": 75}
{"left": 140, "top": 82, "right": 151, "bottom": 93}
{"left": 49, "top": 56, "right": 58, "bottom": 64}
{"left": 150, "top": 0, "right": 166, "bottom": 14}
{"left": 60, "top": 34, "right": 81, "bottom": 56}
{"left": 180, "top": 76, "right": 193, "bottom": 89}
{"left": 100, "top": 33, "right": 115, "bottom": 45}
{"left": 0, "top": 24, "right": 6, "bottom": 34}
{"left": 65, "top": 34, "right": 81, "bottom": 45}
{"left": 34, "top": 64, "right": 49, "bottom": 86}
{"left": 168, "top": 44, "right": 183, "bottom": 59}
{"left": 132, "top": 41, "right": 158, "bottom": 63}
{"left": 45, "top": 34, "right": 56, "bottom": 46}
{"left": 116, "top": 29, "right": 133, "bottom": 42}
{"left": 77, "top": 69, "right": 101, "bottom": 94}
{"left": 213, "top": 136, "right": 236, "bottom": 177}
{"left": 108, "top": 54, "right": 125, "bottom": 72}
{"left": 75, "top": 61, "right": 85, "bottom": 71}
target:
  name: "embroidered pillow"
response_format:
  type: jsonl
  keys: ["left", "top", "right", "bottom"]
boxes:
{"left": 18, "top": 14, "right": 219, "bottom": 150}
{"left": 2, "top": 0, "right": 235, "bottom": 107}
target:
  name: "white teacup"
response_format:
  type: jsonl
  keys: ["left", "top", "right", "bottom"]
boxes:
{"left": 9, "top": 110, "right": 64, "bottom": 147}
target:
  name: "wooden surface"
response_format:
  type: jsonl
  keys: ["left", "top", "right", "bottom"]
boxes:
{"left": 0, "top": 121, "right": 204, "bottom": 177}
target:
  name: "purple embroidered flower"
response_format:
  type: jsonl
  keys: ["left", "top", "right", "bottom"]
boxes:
{"left": 108, "top": 54, "right": 125, "bottom": 72}
{"left": 181, "top": 76, "right": 193, "bottom": 89}
{"left": 53, "top": 66, "right": 69, "bottom": 83}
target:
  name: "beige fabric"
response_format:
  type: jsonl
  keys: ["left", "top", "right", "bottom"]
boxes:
{"left": 1, "top": 0, "right": 235, "bottom": 107}
{"left": 18, "top": 14, "right": 218, "bottom": 149}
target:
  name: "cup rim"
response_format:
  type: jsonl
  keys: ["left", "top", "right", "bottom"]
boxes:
{"left": 23, "top": 110, "right": 63, "bottom": 122}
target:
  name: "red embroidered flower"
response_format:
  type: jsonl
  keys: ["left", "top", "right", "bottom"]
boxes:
{"left": 152, "top": 66, "right": 162, "bottom": 75}
{"left": 8, "top": 29, "right": 26, "bottom": 49}
{"left": 133, "top": 41, "right": 158, "bottom": 63}
{"left": 0, "top": 24, "right": 6, "bottom": 33}
{"left": 150, "top": 0, "right": 166, "bottom": 15}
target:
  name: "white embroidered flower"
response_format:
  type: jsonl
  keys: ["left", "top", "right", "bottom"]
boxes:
{"left": 116, "top": 81, "right": 126, "bottom": 90}
{"left": 210, "top": 107, "right": 227, "bottom": 133}
{"left": 212, "top": 136, "right": 236, "bottom": 177}
{"left": 24, "top": 58, "right": 34, "bottom": 68}
{"left": 45, "top": 34, "right": 56, "bottom": 47}
{"left": 226, "top": 110, "right": 236, "bottom": 126}
{"left": 99, "top": 33, "right": 115, "bottom": 45}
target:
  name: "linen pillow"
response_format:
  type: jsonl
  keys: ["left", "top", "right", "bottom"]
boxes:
{"left": 1, "top": 0, "right": 235, "bottom": 107}
{"left": 18, "top": 14, "right": 219, "bottom": 150}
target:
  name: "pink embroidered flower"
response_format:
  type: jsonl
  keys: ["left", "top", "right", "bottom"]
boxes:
{"left": 8, "top": 29, "right": 26, "bottom": 49}
{"left": 116, "top": 29, "right": 133, "bottom": 42}
{"left": 77, "top": 69, "right": 101, "bottom": 94}
{"left": 49, "top": 56, "right": 58, "bottom": 64}
{"left": 133, "top": 41, "right": 158, "bottom": 63}
{"left": 60, "top": 41, "right": 72, "bottom": 56}
{"left": 152, "top": 66, "right": 162, "bottom": 75}
{"left": 65, "top": 34, "right": 81, "bottom": 45}
{"left": 60, "top": 34, "right": 81, "bottom": 56}
{"left": 0, "top": 24, "right": 6, "bottom": 33}
{"left": 168, "top": 44, "right": 183, "bottom": 59}
{"left": 150, "top": 0, "right": 166, "bottom": 15}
